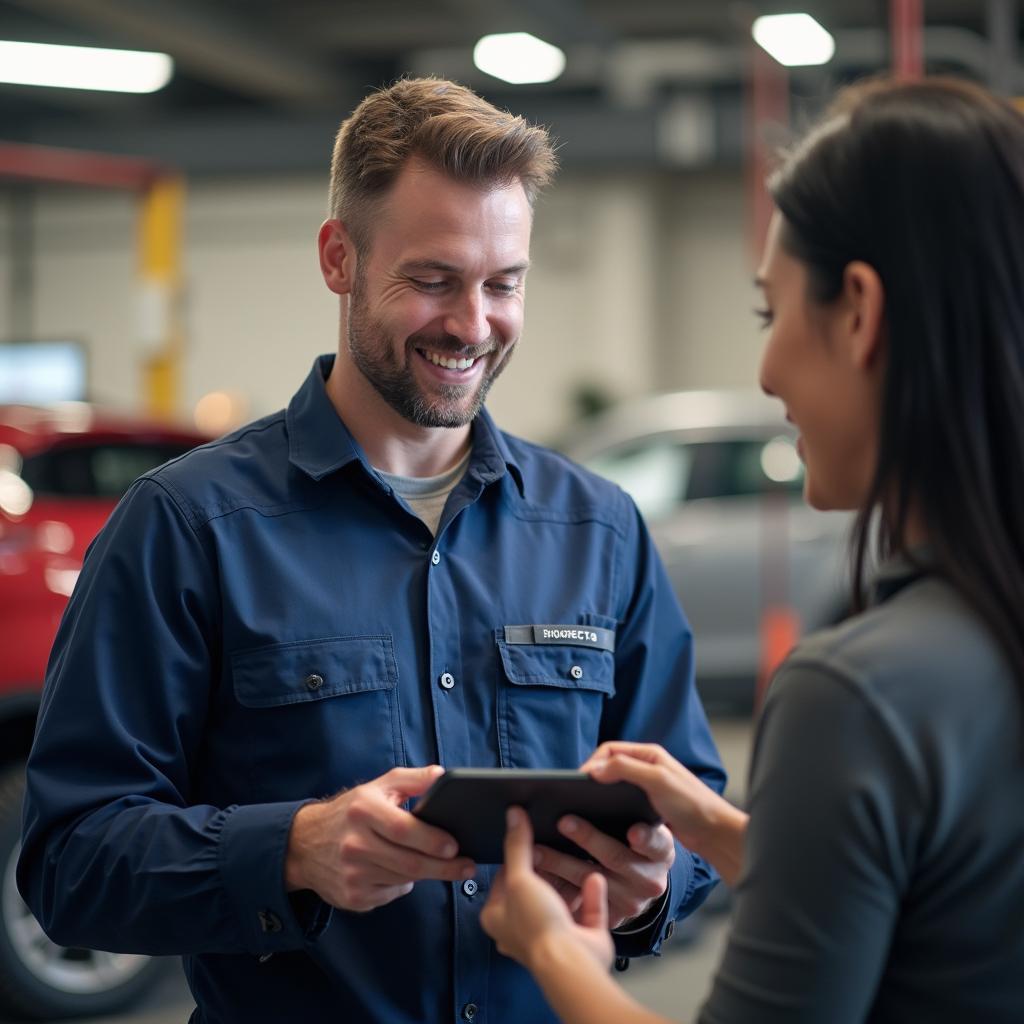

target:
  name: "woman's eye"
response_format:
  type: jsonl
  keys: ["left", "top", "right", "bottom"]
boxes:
{"left": 753, "top": 306, "right": 774, "bottom": 329}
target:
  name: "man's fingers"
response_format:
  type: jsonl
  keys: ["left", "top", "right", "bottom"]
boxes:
{"left": 335, "top": 806, "right": 473, "bottom": 881}
{"left": 502, "top": 806, "right": 535, "bottom": 874}
{"left": 533, "top": 844, "right": 595, "bottom": 889}
{"left": 382, "top": 764, "right": 446, "bottom": 799}
{"left": 577, "top": 872, "right": 609, "bottom": 931}
{"left": 373, "top": 797, "right": 462, "bottom": 860}
{"left": 627, "top": 822, "right": 676, "bottom": 864}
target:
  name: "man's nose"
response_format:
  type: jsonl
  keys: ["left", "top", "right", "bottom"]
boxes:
{"left": 443, "top": 292, "right": 491, "bottom": 347}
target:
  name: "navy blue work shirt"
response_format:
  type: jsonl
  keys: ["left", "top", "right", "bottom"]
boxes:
{"left": 19, "top": 355, "right": 725, "bottom": 1024}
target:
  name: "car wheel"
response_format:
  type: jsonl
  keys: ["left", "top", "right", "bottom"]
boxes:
{"left": 0, "top": 763, "right": 164, "bottom": 1020}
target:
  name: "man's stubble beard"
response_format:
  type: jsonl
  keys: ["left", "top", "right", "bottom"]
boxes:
{"left": 346, "top": 271, "right": 516, "bottom": 429}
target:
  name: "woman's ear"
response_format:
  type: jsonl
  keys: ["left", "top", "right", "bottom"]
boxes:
{"left": 840, "top": 260, "right": 886, "bottom": 370}
{"left": 318, "top": 219, "right": 358, "bottom": 295}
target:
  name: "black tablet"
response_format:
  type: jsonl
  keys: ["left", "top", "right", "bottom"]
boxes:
{"left": 412, "top": 768, "right": 661, "bottom": 864}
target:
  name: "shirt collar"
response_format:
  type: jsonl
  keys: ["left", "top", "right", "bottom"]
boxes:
{"left": 870, "top": 545, "right": 933, "bottom": 603}
{"left": 285, "top": 355, "right": 364, "bottom": 480}
{"left": 286, "top": 354, "right": 526, "bottom": 496}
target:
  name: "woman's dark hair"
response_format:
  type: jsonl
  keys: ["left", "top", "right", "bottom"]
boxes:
{"left": 769, "top": 77, "right": 1024, "bottom": 685}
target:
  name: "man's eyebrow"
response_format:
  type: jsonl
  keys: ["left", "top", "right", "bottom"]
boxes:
{"left": 400, "top": 259, "right": 531, "bottom": 275}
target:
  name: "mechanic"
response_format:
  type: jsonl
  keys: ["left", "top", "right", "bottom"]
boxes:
{"left": 18, "top": 77, "right": 725, "bottom": 1024}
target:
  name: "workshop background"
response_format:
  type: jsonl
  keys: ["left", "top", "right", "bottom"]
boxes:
{"left": 0, "top": 2, "right": 1019, "bottom": 1022}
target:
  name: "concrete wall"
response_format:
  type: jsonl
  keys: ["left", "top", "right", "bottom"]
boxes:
{"left": 0, "top": 169, "right": 764, "bottom": 443}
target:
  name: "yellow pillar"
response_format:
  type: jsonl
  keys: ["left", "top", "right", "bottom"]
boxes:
{"left": 138, "top": 175, "right": 185, "bottom": 419}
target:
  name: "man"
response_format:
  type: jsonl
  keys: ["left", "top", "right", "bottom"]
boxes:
{"left": 19, "top": 78, "right": 725, "bottom": 1023}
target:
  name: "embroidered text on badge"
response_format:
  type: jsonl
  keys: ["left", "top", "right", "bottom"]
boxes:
{"left": 504, "top": 625, "right": 616, "bottom": 653}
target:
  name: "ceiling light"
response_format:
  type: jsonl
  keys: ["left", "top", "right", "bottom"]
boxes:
{"left": 473, "top": 32, "right": 566, "bottom": 85}
{"left": 0, "top": 39, "right": 173, "bottom": 93}
{"left": 752, "top": 13, "right": 835, "bottom": 67}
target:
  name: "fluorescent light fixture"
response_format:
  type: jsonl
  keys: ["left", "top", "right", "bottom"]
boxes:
{"left": 0, "top": 39, "right": 173, "bottom": 93}
{"left": 473, "top": 32, "right": 566, "bottom": 85}
{"left": 752, "top": 13, "right": 835, "bottom": 67}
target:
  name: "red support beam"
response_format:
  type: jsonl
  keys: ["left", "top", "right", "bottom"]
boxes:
{"left": 891, "top": 0, "right": 924, "bottom": 79}
{"left": 746, "top": 44, "right": 789, "bottom": 266}
{"left": 0, "top": 142, "right": 167, "bottom": 191}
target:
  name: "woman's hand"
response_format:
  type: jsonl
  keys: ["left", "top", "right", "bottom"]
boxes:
{"left": 582, "top": 742, "right": 749, "bottom": 887}
{"left": 480, "top": 807, "right": 615, "bottom": 972}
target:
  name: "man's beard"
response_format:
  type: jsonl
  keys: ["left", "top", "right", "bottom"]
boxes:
{"left": 346, "top": 281, "right": 514, "bottom": 429}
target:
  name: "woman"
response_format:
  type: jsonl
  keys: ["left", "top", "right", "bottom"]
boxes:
{"left": 480, "top": 77, "right": 1024, "bottom": 1023}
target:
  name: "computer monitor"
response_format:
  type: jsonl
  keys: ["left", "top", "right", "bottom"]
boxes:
{"left": 0, "top": 341, "right": 88, "bottom": 403}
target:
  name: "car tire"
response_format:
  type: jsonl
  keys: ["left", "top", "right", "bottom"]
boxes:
{"left": 0, "top": 763, "right": 164, "bottom": 1020}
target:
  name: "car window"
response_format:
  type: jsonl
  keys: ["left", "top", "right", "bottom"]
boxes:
{"left": 582, "top": 434, "right": 803, "bottom": 519}
{"left": 20, "top": 443, "right": 194, "bottom": 498}
{"left": 686, "top": 437, "right": 803, "bottom": 501}
{"left": 584, "top": 439, "right": 692, "bottom": 521}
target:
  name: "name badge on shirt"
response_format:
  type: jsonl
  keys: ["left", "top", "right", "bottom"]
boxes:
{"left": 504, "top": 624, "right": 616, "bottom": 653}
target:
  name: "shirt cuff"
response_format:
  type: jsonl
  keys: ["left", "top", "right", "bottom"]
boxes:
{"left": 218, "top": 800, "right": 333, "bottom": 954}
{"left": 612, "top": 844, "right": 693, "bottom": 958}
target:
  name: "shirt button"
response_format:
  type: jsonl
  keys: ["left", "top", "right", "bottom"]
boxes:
{"left": 569, "top": 665, "right": 584, "bottom": 680}
{"left": 257, "top": 910, "right": 282, "bottom": 934}
{"left": 431, "top": 550, "right": 441, "bottom": 565}
{"left": 462, "top": 878, "right": 478, "bottom": 897}
{"left": 462, "top": 1003, "right": 479, "bottom": 1021}
{"left": 304, "top": 673, "right": 324, "bottom": 691}
{"left": 439, "top": 672, "right": 456, "bottom": 690}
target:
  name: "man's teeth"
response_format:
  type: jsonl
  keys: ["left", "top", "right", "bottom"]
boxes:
{"left": 423, "top": 350, "right": 476, "bottom": 370}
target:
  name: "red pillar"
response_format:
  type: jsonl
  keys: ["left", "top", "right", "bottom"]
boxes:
{"left": 891, "top": 0, "right": 924, "bottom": 79}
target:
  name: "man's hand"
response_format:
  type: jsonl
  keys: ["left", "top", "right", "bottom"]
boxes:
{"left": 532, "top": 814, "right": 674, "bottom": 929}
{"left": 481, "top": 808, "right": 614, "bottom": 971}
{"left": 285, "top": 765, "right": 476, "bottom": 912}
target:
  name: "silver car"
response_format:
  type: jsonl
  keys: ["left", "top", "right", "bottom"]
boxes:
{"left": 560, "top": 390, "right": 854, "bottom": 711}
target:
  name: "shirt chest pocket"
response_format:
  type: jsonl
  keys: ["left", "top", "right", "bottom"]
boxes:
{"left": 496, "top": 639, "right": 615, "bottom": 769}
{"left": 230, "top": 635, "right": 404, "bottom": 801}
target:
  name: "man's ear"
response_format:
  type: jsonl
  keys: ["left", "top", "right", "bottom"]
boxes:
{"left": 318, "top": 219, "right": 358, "bottom": 295}
{"left": 840, "top": 260, "right": 886, "bottom": 370}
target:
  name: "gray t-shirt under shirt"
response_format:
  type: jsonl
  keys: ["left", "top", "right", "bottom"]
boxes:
{"left": 374, "top": 449, "right": 471, "bottom": 537}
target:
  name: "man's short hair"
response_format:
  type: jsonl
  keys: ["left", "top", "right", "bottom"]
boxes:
{"left": 328, "top": 77, "right": 558, "bottom": 252}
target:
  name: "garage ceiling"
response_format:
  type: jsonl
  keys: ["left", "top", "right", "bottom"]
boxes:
{"left": 0, "top": 0, "right": 1017, "bottom": 173}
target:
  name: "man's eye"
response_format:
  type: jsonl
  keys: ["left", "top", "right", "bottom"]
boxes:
{"left": 488, "top": 281, "right": 520, "bottom": 296}
{"left": 413, "top": 279, "right": 447, "bottom": 292}
{"left": 753, "top": 306, "right": 774, "bottom": 329}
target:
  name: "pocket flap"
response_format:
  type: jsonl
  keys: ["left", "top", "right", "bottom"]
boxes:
{"left": 232, "top": 635, "right": 397, "bottom": 709}
{"left": 497, "top": 639, "right": 615, "bottom": 696}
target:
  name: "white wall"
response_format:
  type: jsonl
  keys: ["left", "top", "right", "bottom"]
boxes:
{"left": 0, "top": 169, "right": 764, "bottom": 443}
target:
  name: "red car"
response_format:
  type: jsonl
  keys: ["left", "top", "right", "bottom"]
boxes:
{"left": 0, "top": 403, "right": 209, "bottom": 1020}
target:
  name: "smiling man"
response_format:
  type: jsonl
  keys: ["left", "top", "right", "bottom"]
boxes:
{"left": 19, "top": 78, "right": 725, "bottom": 1024}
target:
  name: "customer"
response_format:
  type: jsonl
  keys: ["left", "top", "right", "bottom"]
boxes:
{"left": 481, "top": 76, "right": 1024, "bottom": 1023}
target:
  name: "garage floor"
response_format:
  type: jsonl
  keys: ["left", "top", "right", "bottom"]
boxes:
{"left": 8, "top": 718, "right": 754, "bottom": 1024}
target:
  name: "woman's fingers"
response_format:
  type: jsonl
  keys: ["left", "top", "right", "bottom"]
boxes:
{"left": 503, "top": 806, "right": 535, "bottom": 875}
{"left": 577, "top": 872, "right": 609, "bottom": 931}
{"left": 582, "top": 742, "right": 677, "bottom": 774}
